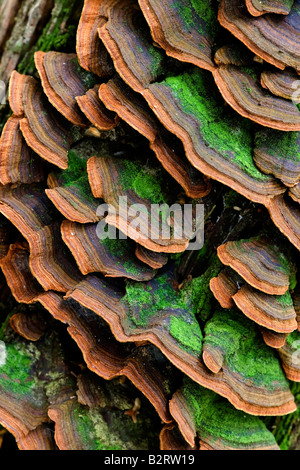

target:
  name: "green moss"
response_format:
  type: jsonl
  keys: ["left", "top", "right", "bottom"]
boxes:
{"left": 123, "top": 273, "right": 176, "bottom": 327}
{"left": 171, "top": 0, "right": 218, "bottom": 40}
{"left": 276, "top": 290, "right": 294, "bottom": 308}
{"left": 100, "top": 236, "right": 154, "bottom": 277}
{"left": 0, "top": 344, "right": 35, "bottom": 396}
{"left": 100, "top": 236, "right": 128, "bottom": 258}
{"left": 64, "top": 149, "right": 87, "bottom": 179}
{"left": 255, "top": 129, "right": 300, "bottom": 163}
{"left": 286, "top": 330, "right": 300, "bottom": 348}
{"left": 184, "top": 254, "right": 222, "bottom": 321}
{"left": 59, "top": 149, "right": 95, "bottom": 202}
{"left": 123, "top": 254, "right": 222, "bottom": 335}
{"left": 71, "top": 58, "right": 98, "bottom": 90}
{"left": 134, "top": 21, "right": 165, "bottom": 79}
{"left": 119, "top": 159, "right": 168, "bottom": 204}
{"left": 0, "top": 313, "right": 13, "bottom": 341}
{"left": 204, "top": 309, "right": 289, "bottom": 390}
{"left": 36, "top": 0, "right": 80, "bottom": 51}
{"left": 123, "top": 283, "right": 153, "bottom": 322}
{"left": 274, "top": 249, "right": 292, "bottom": 276}
{"left": 290, "top": 270, "right": 297, "bottom": 290}
{"left": 122, "top": 271, "right": 203, "bottom": 354}
{"left": 169, "top": 315, "right": 202, "bottom": 354}
{"left": 147, "top": 44, "right": 166, "bottom": 78}
{"left": 0, "top": 336, "right": 47, "bottom": 408}
{"left": 73, "top": 400, "right": 154, "bottom": 450}
{"left": 270, "top": 382, "right": 300, "bottom": 450}
{"left": 161, "top": 69, "right": 269, "bottom": 181}
{"left": 17, "top": 0, "right": 82, "bottom": 76}
{"left": 121, "top": 260, "right": 145, "bottom": 277}
{"left": 182, "top": 377, "right": 278, "bottom": 448}
{"left": 73, "top": 405, "right": 122, "bottom": 450}
{"left": 239, "top": 66, "right": 259, "bottom": 82}
{"left": 292, "top": 1, "right": 300, "bottom": 15}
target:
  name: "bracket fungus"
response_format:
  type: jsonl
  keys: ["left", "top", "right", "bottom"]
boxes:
{"left": 1, "top": 0, "right": 300, "bottom": 451}
{"left": 8, "top": 71, "right": 72, "bottom": 170}
{"left": 213, "top": 65, "right": 300, "bottom": 131}
{"left": 0, "top": 185, "right": 83, "bottom": 292}
{"left": 0, "top": 242, "right": 43, "bottom": 305}
{"left": 254, "top": 129, "right": 300, "bottom": 187}
{"left": 87, "top": 155, "right": 191, "bottom": 253}
{"left": 97, "top": 0, "right": 286, "bottom": 205}
{"left": 99, "top": 76, "right": 211, "bottom": 199}
{"left": 60, "top": 220, "right": 156, "bottom": 280}
{"left": 45, "top": 148, "right": 103, "bottom": 224}
{"left": 278, "top": 331, "right": 300, "bottom": 382}
{"left": 214, "top": 43, "right": 254, "bottom": 67}
{"left": 209, "top": 268, "right": 241, "bottom": 309}
{"left": 202, "top": 308, "right": 296, "bottom": 415}
{"left": 267, "top": 194, "right": 300, "bottom": 252}
{"left": 76, "top": 84, "right": 119, "bottom": 132}
{"left": 34, "top": 51, "right": 93, "bottom": 127}
{"left": 0, "top": 116, "right": 44, "bottom": 185}
{"left": 45, "top": 174, "right": 101, "bottom": 225}
{"left": 76, "top": 0, "right": 114, "bottom": 78}
{"left": 216, "top": 236, "right": 292, "bottom": 295}
{"left": 169, "top": 377, "right": 280, "bottom": 450}
{"left": 219, "top": 0, "right": 300, "bottom": 72}
{"left": 138, "top": 0, "right": 218, "bottom": 71}
{"left": 289, "top": 182, "right": 300, "bottom": 204}
{"left": 211, "top": 236, "right": 299, "bottom": 346}
{"left": 232, "top": 285, "right": 297, "bottom": 334}
{"left": 245, "top": 0, "right": 294, "bottom": 16}
{"left": 64, "top": 269, "right": 297, "bottom": 417}
{"left": 135, "top": 244, "right": 168, "bottom": 270}
{"left": 260, "top": 69, "right": 300, "bottom": 102}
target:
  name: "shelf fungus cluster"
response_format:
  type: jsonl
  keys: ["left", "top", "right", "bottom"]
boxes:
{"left": 0, "top": 0, "right": 300, "bottom": 451}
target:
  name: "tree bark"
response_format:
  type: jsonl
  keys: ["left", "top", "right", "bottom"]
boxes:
{"left": 0, "top": 0, "right": 82, "bottom": 131}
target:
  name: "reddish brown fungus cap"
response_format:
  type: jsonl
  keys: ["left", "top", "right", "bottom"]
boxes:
{"left": 245, "top": 0, "right": 293, "bottom": 16}
{"left": 213, "top": 65, "right": 300, "bottom": 131}
{"left": 76, "top": 0, "right": 114, "bottom": 77}
{"left": 266, "top": 194, "right": 300, "bottom": 252}
{"left": 138, "top": 0, "right": 216, "bottom": 71}
{"left": 217, "top": 236, "right": 291, "bottom": 295}
{"left": 219, "top": 0, "right": 300, "bottom": 72}
{"left": 233, "top": 284, "right": 297, "bottom": 334}
{"left": 9, "top": 71, "right": 72, "bottom": 169}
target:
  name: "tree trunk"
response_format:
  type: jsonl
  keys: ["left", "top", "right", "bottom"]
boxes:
{"left": 0, "top": 0, "right": 83, "bottom": 131}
